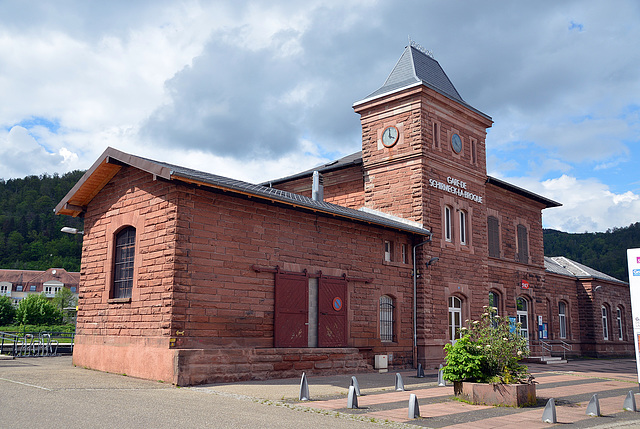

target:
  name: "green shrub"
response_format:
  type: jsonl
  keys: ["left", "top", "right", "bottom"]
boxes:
{"left": 442, "top": 335, "right": 486, "bottom": 382}
{"left": 443, "top": 306, "right": 532, "bottom": 384}
{"left": 0, "top": 296, "right": 16, "bottom": 325}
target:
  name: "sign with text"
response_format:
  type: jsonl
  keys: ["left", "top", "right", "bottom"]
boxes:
{"left": 627, "top": 248, "right": 640, "bottom": 385}
{"left": 429, "top": 176, "right": 483, "bottom": 204}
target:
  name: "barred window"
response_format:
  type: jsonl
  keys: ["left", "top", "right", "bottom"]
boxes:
{"left": 380, "top": 295, "right": 394, "bottom": 342}
{"left": 113, "top": 226, "right": 136, "bottom": 299}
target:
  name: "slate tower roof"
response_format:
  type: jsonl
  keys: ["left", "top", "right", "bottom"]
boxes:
{"left": 354, "top": 44, "right": 490, "bottom": 120}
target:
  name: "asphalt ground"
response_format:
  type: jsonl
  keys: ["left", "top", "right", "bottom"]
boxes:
{"left": 2, "top": 356, "right": 640, "bottom": 428}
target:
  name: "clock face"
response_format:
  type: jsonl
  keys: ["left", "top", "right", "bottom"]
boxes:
{"left": 382, "top": 126, "right": 399, "bottom": 148}
{"left": 451, "top": 133, "right": 462, "bottom": 153}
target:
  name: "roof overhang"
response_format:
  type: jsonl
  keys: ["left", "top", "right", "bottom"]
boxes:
{"left": 54, "top": 147, "right": 172, "bottom": 217}
{"left": 486, "top": 176, "right": 561, "bottom": 209}
{"left": 55, "top": 147, "right": 431, "bottom": 238}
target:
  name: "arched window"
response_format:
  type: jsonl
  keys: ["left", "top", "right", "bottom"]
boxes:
{"left": 516, "top": 297, "right": 529, "bottom": 344}
{"left": 444, "top": 206, "right": 453, "bottom": 242}
{"left": 448, "top": 296, "right": 462, "bottom": 342}
{"left": 558, "top": 302, "right": 567, "bottom": 339}
{"left": 380, "top": 295, "right": 394, "bottom": 342}
{"left": 113, "top": 226, "right": 136, "bottom": 299}
{"left": 617, "top": 307, "right": 623, "bottom": 341}
{"left": 601, "top": 305, "right": 609, "bottom": 341}
{"left": 488, "top": 291, "right": 500, "bottom": 315}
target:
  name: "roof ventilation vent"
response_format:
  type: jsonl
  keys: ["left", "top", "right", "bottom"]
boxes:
{"left": 312, "top": 171, "right": 324, "bottom": 202}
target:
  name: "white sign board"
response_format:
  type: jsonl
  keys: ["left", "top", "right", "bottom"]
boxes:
{"left": 627, "top": 248, "right": 640, "bottom": 386}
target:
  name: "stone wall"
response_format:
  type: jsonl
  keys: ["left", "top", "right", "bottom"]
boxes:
{"left": 74, "top": 165, "right": 420, "bottom": 384}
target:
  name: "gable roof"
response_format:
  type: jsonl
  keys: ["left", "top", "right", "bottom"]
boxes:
{"left": 0, "top": 268, "right": 79, "bottom": 286}
{"left": 353, "top": 45, "right": 491, "bottom": 120}
{"left": 266, "top": 151, "right": 561, "bottom": 209}
{"left": 264, "top": 151, "right": 363, "bottom": 186}
{"left": 55, "top": 147, "right": 431, "bottom": 238}
{"left": 544, "top": 256, "right": 627, "bottom": 284}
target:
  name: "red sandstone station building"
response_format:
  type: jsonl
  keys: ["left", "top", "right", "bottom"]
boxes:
{"left": 55, "top": 45, "right": 631, "bottom": 385}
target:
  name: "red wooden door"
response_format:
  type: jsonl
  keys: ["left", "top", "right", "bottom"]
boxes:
{"left": 318, "top": 277, "right": 347, "bottom": 347}
{"left": 274, "top": 272, "right": 308, "bottom": 347}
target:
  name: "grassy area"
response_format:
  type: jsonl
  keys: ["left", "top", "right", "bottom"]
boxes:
{"left": 0, "top": 324, "right": 76, "bottom": 344}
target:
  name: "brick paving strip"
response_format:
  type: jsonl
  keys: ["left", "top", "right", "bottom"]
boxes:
{"left": 301, "top": 370, "right": 640, "bottom": 427}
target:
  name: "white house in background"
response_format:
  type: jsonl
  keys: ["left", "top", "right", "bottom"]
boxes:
{"left": 0, "top": 268, "right": 79, "bottom": 305}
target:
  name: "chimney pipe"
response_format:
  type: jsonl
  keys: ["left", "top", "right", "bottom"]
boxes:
{"left": 312, "top": 171, "right": 324, "bottom": 202}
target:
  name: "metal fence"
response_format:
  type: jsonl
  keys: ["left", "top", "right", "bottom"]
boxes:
{"left": 0, "top": 331, "right": 74, "bottom": 357}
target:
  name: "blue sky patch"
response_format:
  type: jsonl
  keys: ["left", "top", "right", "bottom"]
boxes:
{"left": 569, "top": 21, "right": 584, "bottom": 32}
{"left": 17, "top": 117, "right": 61, "bottom": 134}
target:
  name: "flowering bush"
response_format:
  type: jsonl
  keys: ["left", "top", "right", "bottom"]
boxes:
{"left": 442, "top": 306, "right": 532, "bottom": 384}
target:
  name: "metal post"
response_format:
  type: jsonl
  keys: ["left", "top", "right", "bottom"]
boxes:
{"left": 412, "top": 236, "right": 432, "bottom": 369}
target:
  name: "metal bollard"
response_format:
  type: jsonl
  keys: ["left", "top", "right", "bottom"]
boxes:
{"left": 350, "top": 376, "right": 361, "bottom": 396}
{"left": 542, "top": 398, "right": 557, "bottom": 423}
{"left": 408, "top": 393, "right": 420, "bottom": 418}
{"left": 347, "top": 385, "right": 358, "bottom": 409}
{"left": 586, "top": 394, "right": 601, "bottom": 417}
{"left": 395, "top": 373, "right": 405, "bottom": 391}
{"left": 299, "top": 372, "right": 310, "bottom": 401}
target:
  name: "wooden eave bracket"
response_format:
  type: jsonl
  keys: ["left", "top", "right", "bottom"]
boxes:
{"left": 64, "top": 203, "right": 86, "bottom": 216}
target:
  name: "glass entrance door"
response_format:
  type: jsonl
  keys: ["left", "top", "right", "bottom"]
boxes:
{"left": 516, "top": 297, "right": 529, "bottom": 346}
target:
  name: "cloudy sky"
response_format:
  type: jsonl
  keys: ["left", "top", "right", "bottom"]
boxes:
{"left": 0, "top": 1, "right": 638, "bottom": 233}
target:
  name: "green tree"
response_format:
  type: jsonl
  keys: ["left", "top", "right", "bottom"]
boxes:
{"left": 53, "top": 287, "right": 77, "bottom": 323}
{"left": 0, "top": 170, "right": 85, "bottom": 271}
{"left": 0, "top": 295, "right": 16, "bottom": 325}
{"left": 15, "top": 294, "right": 63, "bottom": 326}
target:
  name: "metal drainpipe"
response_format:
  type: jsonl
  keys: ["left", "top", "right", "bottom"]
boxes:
{"left": 412, "top": 234, "right": 432, "bottom": 369}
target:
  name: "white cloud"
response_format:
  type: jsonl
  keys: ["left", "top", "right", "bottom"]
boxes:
{"left": 0, "top": 0, "right": 638, "bottom": 234}
{"left": 0, "top": 126, "right": 66, "bottom": 178}
{"left": 507, "top": 174, "right": 640, "bottom": 232}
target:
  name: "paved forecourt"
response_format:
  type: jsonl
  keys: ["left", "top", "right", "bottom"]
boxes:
{"left": 264, "top": 359, "right": 640, "bottom": 428}
{"left": 3, "top": 356, "right": 640, "bottom": 428}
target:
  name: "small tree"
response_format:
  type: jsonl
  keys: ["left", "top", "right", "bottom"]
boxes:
{"left": 0, "top": 295, "right": 16, "bottom": 325}
{"left": 53, "top": 287, "right": 77, "bottom": 323}
{"left": 15, "top": 294, "right": 63, "bottom": 326}
{"left": 443, "top": 306, "right": 532, "bottom": 384}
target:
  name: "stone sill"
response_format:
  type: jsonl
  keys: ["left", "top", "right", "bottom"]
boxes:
{"left": 108, "top": 297, "right": 132, "bottom": 304}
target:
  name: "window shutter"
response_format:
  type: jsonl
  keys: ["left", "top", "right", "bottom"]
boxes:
{"left": 517, "top": 224, "right": 528, "bottom": 264}
{"left": 488, "top": 216, "right": 499, "bottom": 257}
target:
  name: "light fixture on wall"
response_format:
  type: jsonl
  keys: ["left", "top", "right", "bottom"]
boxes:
{"left": 426, "top": 257, "right": 439, "bottom": 268}
{"left": 61, "top": 227, "right": 84, "bottom": 235}
{"left": 593, "top": 285, "right": 602, "bottom": 292}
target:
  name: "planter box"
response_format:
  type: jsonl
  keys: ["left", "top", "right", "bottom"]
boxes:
{"left": 454, "top": 381, "right": 536, "bottom": 407}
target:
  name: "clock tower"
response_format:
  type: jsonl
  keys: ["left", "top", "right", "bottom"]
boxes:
{"left": 353, "top": 44, "right": 494, "bottom": 365}
{"left": 353, "top": 44, "right": 493, "bottom": 229}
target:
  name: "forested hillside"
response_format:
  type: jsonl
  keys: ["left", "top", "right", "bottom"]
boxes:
{"left": 0, "top": 171, "right": 638, "bottom": 281}
{"left": 544, "top": 223, "right": 640, "bottom": 282}
{"left": 0, "top": 171, "right": 85, "bottom": 271}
